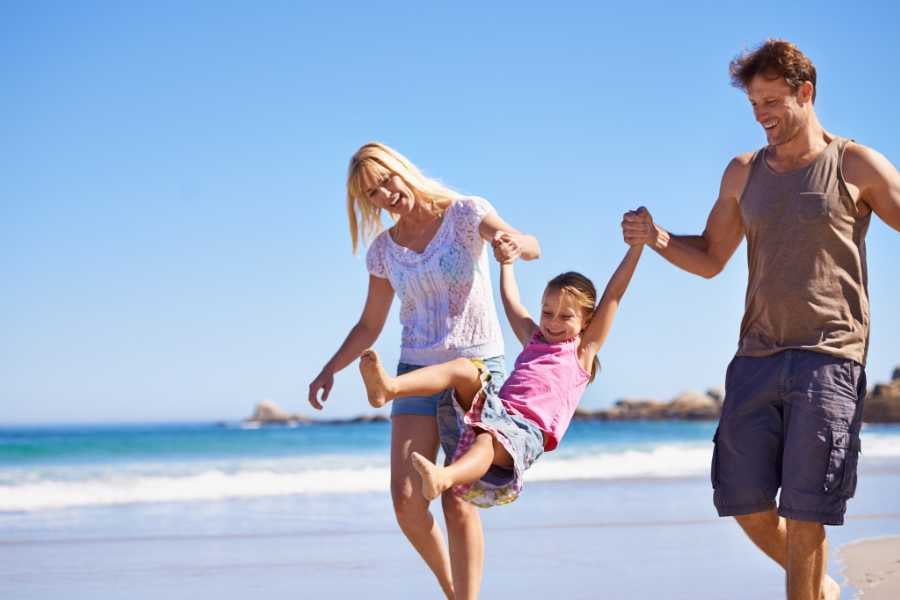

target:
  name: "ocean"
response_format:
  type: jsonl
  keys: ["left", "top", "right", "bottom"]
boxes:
{"left": 3, "top": 421, "right": 900, "bottom": 599}
{"left": 2, "top": 420, "right": 900, "bottom": 512}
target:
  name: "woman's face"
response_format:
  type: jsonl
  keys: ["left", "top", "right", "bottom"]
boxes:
{"left": 362, "top": 171, "right": 417, "bottom": 215}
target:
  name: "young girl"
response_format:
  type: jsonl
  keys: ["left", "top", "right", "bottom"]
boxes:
{"left": 360, "top": 237, "right": 643, "bottom": 507}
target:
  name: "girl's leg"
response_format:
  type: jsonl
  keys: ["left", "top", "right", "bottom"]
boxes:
{"left": 390, "top": 415, "right": 455, "bottom": 599}
{"left": 411, "top": 432, "right": 513, "bottom": 500}
{"left": 360, "top": 350, "right": 482, "bottom": 409}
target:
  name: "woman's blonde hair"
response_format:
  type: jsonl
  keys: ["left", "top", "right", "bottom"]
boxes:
{"left": 546, "top": 271, "right": 601, "bottom": 383}
{"left": 346, "top": 142, "right": 459, "bottom": 253}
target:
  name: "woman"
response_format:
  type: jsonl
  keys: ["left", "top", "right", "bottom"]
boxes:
{"left": 308, "top": 142, "right": 539, "bottom": 599}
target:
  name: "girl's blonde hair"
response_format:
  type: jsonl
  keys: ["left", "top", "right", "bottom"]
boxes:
{"left": 346, "top": 142, "right": 459, "bottom": 253}
{"left": 546, "top": 271, "right": 601, "bottom": 383}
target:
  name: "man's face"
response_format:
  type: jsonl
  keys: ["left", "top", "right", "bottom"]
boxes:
{"left": 746, "top": 75, "right": 812, "bottom": 147}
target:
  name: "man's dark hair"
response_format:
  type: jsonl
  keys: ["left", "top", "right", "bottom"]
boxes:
{"left": 730, "top": 39, "right": 817, "bottom": 103}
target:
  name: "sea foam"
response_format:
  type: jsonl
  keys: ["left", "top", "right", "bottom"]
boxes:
{"left": 3, "top": 433, "right": 899, "bottom": 512}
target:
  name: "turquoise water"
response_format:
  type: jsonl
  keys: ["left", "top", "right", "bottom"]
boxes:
{"left": 0, "top": 420, "right": 720, "bottom": 465}
{"left": 2, "top": 422, "right": 899, "bottom": 600}
{"left": 1, "top": 421, "right": 898, "bottom": 512}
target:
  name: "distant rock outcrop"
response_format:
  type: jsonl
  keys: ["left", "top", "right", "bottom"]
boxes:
{"left": 573, "top": 366, "right": 900, "bottom": 423}
{"left": 241, "top": 400, "right": 388, "bottom": 426}
{"left": 864, "top": 366, "right": 900, "bottom": 423}
{"left": 575, "top": 388, "right": 724, "bottom": 421}
{"left": 241, "top": 365, "right": 900, "bottom": 426}
{"left": 244, "top": 400, "right": 312, "bottom": 426}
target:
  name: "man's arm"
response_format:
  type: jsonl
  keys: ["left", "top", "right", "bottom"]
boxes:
{"left": 843, "top": 143, "right": 900, "bottom": 232}
{"left": 622, "top": 155, "right": 750, "bottom": 278}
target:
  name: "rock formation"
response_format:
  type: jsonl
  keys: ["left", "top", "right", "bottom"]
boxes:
{"left": 863, "top": 366, "right": 900, "bottom": 423}
{"left": 575, "top": 388, "right": 724, "bottom": 421}
{"left": 244, "top": 400, "right": 312, "bottom": 425}
{"left": 573, "top": 366, "right": 900, "bottom": 423}
{"left": 241, "top": 400, "right": 388, "bottom": 426}
{"left": 241, "top": 365, "right": 900, "bottom": 425}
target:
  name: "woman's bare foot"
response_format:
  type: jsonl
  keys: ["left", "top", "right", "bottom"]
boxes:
{"left": 410, "top": 452, "right": 450, "bottom": 501}
{"left": 358, "top": 349, "right": 395, "bottom": 408}
{"left": 821, "top": 575, "right": 840, "bottom": 600}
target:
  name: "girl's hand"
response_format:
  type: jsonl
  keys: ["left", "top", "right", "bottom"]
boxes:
{"left": 492, "top": 231, "right": 521, "bottom": 264}
{"left": 308, "top": 369, "right": 334, "bottom": 410}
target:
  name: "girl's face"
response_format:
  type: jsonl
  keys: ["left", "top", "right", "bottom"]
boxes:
{"left": 539, "top": 288, "right": 587, "bottom": 343}
{"left": 361, "top": 170, "right": 417, "bottom": 215}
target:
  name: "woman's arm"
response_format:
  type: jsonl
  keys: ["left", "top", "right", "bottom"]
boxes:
{"left": 499, "top": 262, "right": 538, "bottom": 346}
{"left": 580, "top": 245, "right": 643, "bottom": 360}
{"left": 479, "top": 211, "right": 541, "bottom": 261}
{"left": 308, "top": 275, "right": 394, "bottom": 410}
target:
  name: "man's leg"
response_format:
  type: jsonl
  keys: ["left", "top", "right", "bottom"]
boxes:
{"left": 734, "top": 510, "right": 838, "bottom": 600}
{"left": 786, "top": 519, "right": 828, "bottom": 600}
{"left": 360, "top": 350, "right": 482, "bottom": 409}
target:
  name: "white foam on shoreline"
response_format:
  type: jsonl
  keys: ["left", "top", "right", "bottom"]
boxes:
{"left": 3, "top": 433, "right": 900, "bottom": 512}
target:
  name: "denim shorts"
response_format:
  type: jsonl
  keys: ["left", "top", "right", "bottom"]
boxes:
{"left": 712, "top": 350, "right": 866, "bottom": 526}
{"left": 450, "top": 360, "right": 545, "bottom": 508}
{"left": 393, "top": 356, "right": 507, "bottom": 456}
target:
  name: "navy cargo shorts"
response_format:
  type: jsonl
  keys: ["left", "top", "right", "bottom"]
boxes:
{"left": 712, "top": 350, "right": 866, "bottom": 526}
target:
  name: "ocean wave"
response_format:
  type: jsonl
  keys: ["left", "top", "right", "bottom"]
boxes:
{"left": 531, "top": 443, "right": 712, "bottom": 481}
{"left": 0, "top": 466, "right": 391, "bottom": 512}
{"left": 3, "top": 433, "right": 899, "bottom": 512}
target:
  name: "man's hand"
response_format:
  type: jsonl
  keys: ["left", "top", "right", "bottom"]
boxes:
{"left": 622, "top": 207, "right": 659, "bottom": 247}
{"left": 492, "top": 231, "right": 522, "bottom": 264}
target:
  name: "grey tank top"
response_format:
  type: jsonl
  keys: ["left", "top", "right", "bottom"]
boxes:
{"left": 737, "top": 137, "right": 872, "bottom": 365}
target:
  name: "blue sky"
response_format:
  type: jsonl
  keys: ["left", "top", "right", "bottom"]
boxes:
{"left": 3, "top": 1, "right": 899, "bottom": 423}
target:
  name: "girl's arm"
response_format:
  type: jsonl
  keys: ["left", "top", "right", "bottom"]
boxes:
{"left": 479, "top": 212, "right": 541, "bottom": 261}
{"left": 308, "top": 275, "right": 394, "bottom": 410}
{"left": 580, "top": 245, "right": 643, "bottom": 359}
{"left": 500, "top": 262, "right": 538, "bottom": 346}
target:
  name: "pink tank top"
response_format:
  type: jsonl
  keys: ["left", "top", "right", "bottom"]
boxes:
{"left": 499, "top": 333, "right": 591, "bottom": 451}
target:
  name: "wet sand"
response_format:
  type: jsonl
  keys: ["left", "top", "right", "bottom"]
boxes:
{"left": 2, "top": 472, "right": 899, "bottom": 599}
{"left": 839, "top": 535, "right": 900, "bottom": 600}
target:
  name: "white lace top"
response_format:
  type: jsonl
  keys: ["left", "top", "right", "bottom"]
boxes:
{"left": 366, "top": 196, "right": 505, "bottom": 365}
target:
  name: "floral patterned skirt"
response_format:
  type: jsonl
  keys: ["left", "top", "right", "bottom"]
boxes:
{"left": 448, "top": 360, "right": 545, "bottom": 508}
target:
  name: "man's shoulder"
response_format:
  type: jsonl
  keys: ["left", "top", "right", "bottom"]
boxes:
{"left": 728, "top": 150, "right": 758, "bottom": 171}
{"left": 719, "top": 151, "right": 758, "bottom": 197}
{"left": 841, "top": 139, "right": 895, "bottom": 190}
{"left": 842, "top": 139, "right": 879, "bottom": 164}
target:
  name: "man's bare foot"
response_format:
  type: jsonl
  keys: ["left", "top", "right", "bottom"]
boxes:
{"left": 358, "top": 349, "right": 395, "bottom": 408}
{"left": 821, "top": 575, "right": 840, "bottom": 600}
{"left": 411, "top": 452, "right": 450, "bottom": 501}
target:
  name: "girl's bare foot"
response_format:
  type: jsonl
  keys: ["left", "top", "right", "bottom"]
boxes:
{"left": 358, "top": 349, "right": 395, "bottom": 408}
{"left": 410, "top": 452, "right": 450, "bottom": 501}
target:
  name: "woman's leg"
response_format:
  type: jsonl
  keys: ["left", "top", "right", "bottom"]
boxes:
{"left": 443, "top": 490, "right": 483, "bottom": 600}
{"left": 360, "top": 351, "right": 482, "bottom": 409}
{"left": 390, "top": 415, "right": 454, "bottom": 599}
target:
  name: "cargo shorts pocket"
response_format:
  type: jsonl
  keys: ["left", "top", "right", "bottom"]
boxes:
{"left": 823, "top": 427, "right": 861, "bottom": 498}
{"left": 710, "top": 428, "right": 720, "bottom": 489}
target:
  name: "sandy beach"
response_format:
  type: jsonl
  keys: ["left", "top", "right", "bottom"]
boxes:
{"left": 840, "top": 535, "right": 900, "bottom": 600}
{"left": 3, "top": 470, "right": 900, "bottom": 599}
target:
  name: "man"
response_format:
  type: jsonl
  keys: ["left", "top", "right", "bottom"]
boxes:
{"left": 622, "top": 39, "right": 900, "bottom": 600}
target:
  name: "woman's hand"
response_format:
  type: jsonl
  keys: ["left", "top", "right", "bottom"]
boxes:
{"left": 308, "top": 369, "right": 335, "bottom": 410}
{"left": 492, "top": 231, "right": 522, "bottom": 264}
